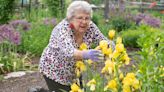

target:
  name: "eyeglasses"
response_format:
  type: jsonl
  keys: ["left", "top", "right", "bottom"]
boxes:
{"left": 74, "top": 16, "right": 91, "bottom": 22}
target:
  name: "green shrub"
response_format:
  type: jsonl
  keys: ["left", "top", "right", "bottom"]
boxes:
{"left": 121, "top": 29, "right": 144, "bottom": 48}
{"left": 110, "top": 17, "right": 134, "bottom": 32}
{"left": 0, "top": 0, "right": 16, "bottom": 24}
{"left": 120, "top": 25, "right": 161, "bottom": 48}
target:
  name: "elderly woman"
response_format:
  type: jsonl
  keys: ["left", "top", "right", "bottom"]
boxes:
{"left": 39, "top": 1, "right": 113, "bottom": 92}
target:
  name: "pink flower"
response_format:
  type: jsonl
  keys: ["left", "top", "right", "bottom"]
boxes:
{"left": 149, "top": 2, "right": 157, "bottom": 8}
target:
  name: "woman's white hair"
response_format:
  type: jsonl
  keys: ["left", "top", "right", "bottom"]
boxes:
{"left": 66, "top": 1, "right": 92, "bottom": 20}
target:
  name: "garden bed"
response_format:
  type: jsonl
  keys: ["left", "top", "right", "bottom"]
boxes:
{"left": 0, "top": 48, "right": 139, "bottom": 92}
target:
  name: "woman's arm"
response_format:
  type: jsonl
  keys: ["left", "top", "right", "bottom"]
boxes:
{"left": 73, "top": 49, "right": 83, "bottom": 60}
{"left": 74, "top": 49, "right": 104, "bottom": 62}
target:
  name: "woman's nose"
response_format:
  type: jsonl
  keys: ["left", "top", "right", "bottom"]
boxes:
{"left": 81, "top": 19, "right": 88, "bottom": 23}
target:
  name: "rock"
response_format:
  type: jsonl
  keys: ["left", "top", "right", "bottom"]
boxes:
{"left": 4, "top": 71, "right": 26, "bottom": 79}
{"left": 27, "top": 86, "right": 50, "bottom": 92}
{"left": 28, "top": 87, "right": 38, "bottom": 92}
{"left": 0, "top": 63, "right": 4, "bottom": 67}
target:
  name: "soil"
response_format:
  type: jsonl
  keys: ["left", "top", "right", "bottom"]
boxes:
{"left": 0, "top": 72, "right": 48, "bottom": 92}
{"left": 0, "top": 48, "right": 140, "bottom": 92}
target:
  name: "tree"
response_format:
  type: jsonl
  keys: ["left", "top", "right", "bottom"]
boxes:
{"left": 104, "top": 0, "right": 109, "bottom": 22}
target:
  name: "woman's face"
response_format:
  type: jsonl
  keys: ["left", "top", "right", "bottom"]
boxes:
{"left": 71, "top": 11, "right": 91, "bottom": 33}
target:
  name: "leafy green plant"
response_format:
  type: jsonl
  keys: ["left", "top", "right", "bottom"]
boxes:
{"left": 0, "top": 42, "right": 32, "bottom": 74}
{"left": 136, "top": 30, "right": 164, "bottom": 91}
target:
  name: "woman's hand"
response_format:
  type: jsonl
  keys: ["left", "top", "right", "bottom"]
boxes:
{"left": 82, "top": 49, "right": 104, "bottom": 62}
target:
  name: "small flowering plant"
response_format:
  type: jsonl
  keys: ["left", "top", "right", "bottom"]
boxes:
{"left": 0, "top": 20, "right": 31, "bottom": 74}
{"left": 70, "top": 29, "right": 141, "bottom": 92}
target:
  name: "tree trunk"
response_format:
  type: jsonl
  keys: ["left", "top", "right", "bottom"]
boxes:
{"left": 104, "top": 0, "right": 109, "bottom": 21}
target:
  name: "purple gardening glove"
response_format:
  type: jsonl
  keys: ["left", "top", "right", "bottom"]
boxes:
{"left": 82, "top": 49, "right": 104, "bottom": 62}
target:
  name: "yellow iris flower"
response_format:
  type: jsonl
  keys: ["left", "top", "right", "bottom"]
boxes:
{"left": 79, "top": 43, "right": 87, "bottom": 50}
{"left": 75, "top": 69, "right": 80, "bottom": 77}
{"left": 123, "top": 85, "right": 131, "bottom": 92}
{"left": 94, "top": 46, "right": 101, "bottom": 50}
{"left": 104, "top": 79, "right": 117, "bottom": 91}
{"left": 112, "top": 50, "right": 120, "bottom": 59}
{"left": 102, "top": 47, "right": 112, "bottom": 56}
{"left": 122, "top": 73, "right": 140, "bottom": 91}
{"left": 70, "top": 83, "right": 83, "bottom": 92}
{"left": 87, "top": 79, "right": 96, "bottom": 91}
{"left": 75, "top": 61, "right": 86, "bottom": 77}
{"left": 115, "top": 43, "right": 124, "bottom": 53}
{"left": 99, "top": 40, "right": 108, "bottom": 49}
{"left": 122, "top": 53, "right": 130, "bottom": 65}
{"left": 116, "top": 37, "right": 122, "bottom": 44}
{"left": 132, "top": 79, "right": 140, "bottom": 90}
{"left": 101, "top": 60, "right": 115, "bottom": 74}
{"left": 86, "top": 59, "right": 93, "bottom": 65}
{"left": 108, "top": 30, "right": 115, "bottom": 40}
{"left": 75, "top": 61, "right": 86, "bottom": 72}
{"left": 119, "top": 73, "right": 124, "bottom": 80}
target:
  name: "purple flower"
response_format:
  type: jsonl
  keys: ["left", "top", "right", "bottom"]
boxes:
{"left": 9, "top": 20, "right": 31, "bottom": 31}
{"left": 134, "top": 13, "right": 146, "bottom": 25}
{"left": 0, "top": 24, "right": 21, "bottom": 45}
{"left": 43, "top": 18, "right": 56, "bottom": 26}
{"left": 134, "top": 13, "right": 161, "bottom": 27}
{"left": 143, "top": 16, "right": 161, "bottom": 27}
{"left": 51, "top": 18, "right": 56, "bottom": 26}
{"left": 0, "top": 24, "right": 14, "bottom": 39}
{"left": 43, "top": 18, "right": 49, "bottom": 25}
{"left": 10, "top": 31, "right": 21, "bottom": 45}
